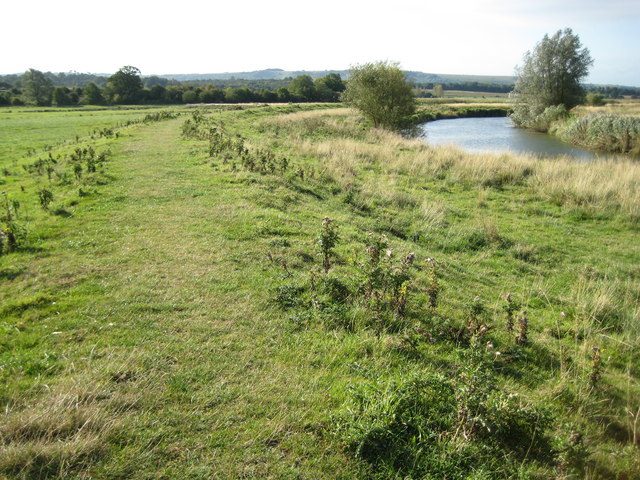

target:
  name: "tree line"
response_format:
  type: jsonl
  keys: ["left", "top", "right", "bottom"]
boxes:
{"left": 2, "top": 54, "right": 638, "bottom": 109}
{"left": 0, "top": 67, "right": 346, "bottom": 106}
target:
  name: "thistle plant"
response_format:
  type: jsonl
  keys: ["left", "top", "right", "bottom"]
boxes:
{"left": 465, "top": 296, "right": 493, "bottom": 339}
{"left": 426, "top": 257, "right": 439, "bottom": 309}
{"left": 503, "top": 293, "right": 520, "bottom": 333}
{"left": 388, "top": 252, "right": 415, "bottom": 317}
{"left": 1, "top": 192, "right": 25, "bottom": 254}
{"left": 318, "top": 217, "right": 338, "bottom": 274}
{"left": 362, "top": 233, "right": 389, "bottom": 298}
{"left": 38, "top": 188, "right": 54, "bottom": 211}
{"left": 515, "top": 310, "right": 529, "bottom": 345}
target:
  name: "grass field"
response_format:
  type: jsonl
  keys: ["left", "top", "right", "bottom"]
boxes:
{"left": 1, "top": 104, "right": 638, "bottom": 479}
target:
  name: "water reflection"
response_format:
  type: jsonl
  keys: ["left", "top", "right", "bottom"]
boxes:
{"left": 420, "top": 117, "right": 597, "bottom": 160}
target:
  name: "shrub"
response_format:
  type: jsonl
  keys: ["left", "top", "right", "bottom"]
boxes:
{"left": 510, "top": 104, "right": 568, "bottom": 132}
{"left": 585, "top": 93, "right": 605, "bottom": 106}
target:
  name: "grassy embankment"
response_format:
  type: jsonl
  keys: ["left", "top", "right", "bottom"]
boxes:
{"left": 0, "top": 104, "right": 639, "bottom": 479}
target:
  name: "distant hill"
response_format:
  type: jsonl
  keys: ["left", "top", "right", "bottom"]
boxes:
{"left": 158, "top": 69, "right": 517, "bottom": 85}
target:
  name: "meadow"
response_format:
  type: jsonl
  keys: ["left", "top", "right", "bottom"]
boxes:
{"left": 0, "top": 104, "right": 638, "bottom": 479}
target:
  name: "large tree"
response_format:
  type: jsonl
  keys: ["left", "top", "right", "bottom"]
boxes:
{"left": 511, "top": 28, "right": 593, "bottom": 130}
{"left": 81, "top": 82, "right": 105, "bottom": 105}
{"left": 22, "top": 69, "right": 53, "bottom": 106}
{"left": 341, "top": 61, "right": 416, "bottom": 130}
{"left": 106, "top": 66, "right": 143, "bottom": 104}
{"left": 288, "top": 75, "right": 316, "bottom": 102}
{"left": 52, "top": 86, "right": 72, "bottom": 106}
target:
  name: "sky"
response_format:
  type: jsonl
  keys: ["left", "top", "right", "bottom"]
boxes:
{"left": 2, "top": 0, "right": 639, "bottom": 86}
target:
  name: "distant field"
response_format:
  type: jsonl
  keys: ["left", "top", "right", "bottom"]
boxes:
{"left": 0, "top": 106, "right": 166, "bottom": 162}
{"left": 440, "top": 90, "right": 510, "bottom": 100}
{"left": 0, "top": 105, "right": 638, "bottom": 479}
{"left": 573, "top": 98, "right": 640, "bottom": 117}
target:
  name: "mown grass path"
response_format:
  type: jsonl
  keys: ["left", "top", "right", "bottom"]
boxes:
{"left": 88, "top": 119, "right": 360, "bottom": 478}
{"left": 2, "top": 118, "right": 358, "bottom": 478}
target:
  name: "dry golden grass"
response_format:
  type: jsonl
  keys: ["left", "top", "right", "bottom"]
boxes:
{"left": 573, "top": 99, "right": 640, "bottom": 117}
{"left": 268, "top": 109, "right": 640, "bottom": 221}
{"left": 0, "top": 353, "right": 155, "bottom": 477}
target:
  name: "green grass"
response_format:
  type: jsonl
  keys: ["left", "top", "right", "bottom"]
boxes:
{"left": 0, "top": 106, "right": 173, "bottom": 161}
{"left": 0, "top": 104, "right": 638, "bottom": 479}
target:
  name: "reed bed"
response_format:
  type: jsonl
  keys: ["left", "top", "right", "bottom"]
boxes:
{"left": 553, "top": 114, "right": 640, "bottom": 155}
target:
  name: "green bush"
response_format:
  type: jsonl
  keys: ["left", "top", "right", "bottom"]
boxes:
{"left": 585, "top": 93, "right": 605, "bottom": 106}
{"left": 510, "top": 104, "right": 568, "bottom": 132}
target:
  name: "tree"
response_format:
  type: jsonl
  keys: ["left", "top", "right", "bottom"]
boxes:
{"left": 81, "top": 82, "right": 105, "bottom": 105}
{"left": 275, "top": 87, "right": 291, "bottom": 102}
{"left": 106, "top": 66, "right": 143, "bottom": 104}
{"left": 52, "top": 86, "right": 72, "bottom": 106}
{"left": 289, "top": 75, "right": 316, "bottom": 101}
{"left": 315, "top": 73, "right": 345, "bottom": 102}
{"left": 511, "top": 28, "right": 593, "bottom": 130}
{"left": 319, "top": 73, "right": 345, "bottom": 93}
{"left": 341, "top": 61, "right": 416, "bottom": 130}
{"left": 22, "top": 69, "right": 53, "bottom": 105}
{"left": 199, "top": 87, "right": 224, "bottom": 103}
{"left": 147, "top": 84, "right": 167, "bottom": 104}
{"left": 433, "top": 84, "right": 444, "bottom": 98}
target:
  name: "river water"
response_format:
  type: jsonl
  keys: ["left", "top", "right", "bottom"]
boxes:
{"left": 419, "top": 116, "right": 597, "bottom": 160}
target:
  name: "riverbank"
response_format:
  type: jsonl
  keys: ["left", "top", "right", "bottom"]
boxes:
{"left": 420, "top": 116, "right": 597, "bottom": 160}
{"left": 411, "top": 102, "right": 511, "bottom": 124}
{"left": 550, "top": 111, "right": 640, "bottom": 156}
{"left": 415, "top": 100, "right": 640, "bottom": 158}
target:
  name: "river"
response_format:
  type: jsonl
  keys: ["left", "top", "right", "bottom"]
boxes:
{"left": 419, "top": 116, "right": 597, "bottom": 160}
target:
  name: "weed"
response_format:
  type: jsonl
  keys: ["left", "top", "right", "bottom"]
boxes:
{"left": 37, "top": 188, "right": 54, "bottom": 211}
{"left": 465, "top": 296, "right": 493, "bottom": 341}
{"left": 337, "top": 344, "right": 552, "bottom": 478}
{"left": 273, "top": 285, "right": 306, "bottom": 310}
{"left": 318, "top": 217, "right": 338, "bottom": 274}
{"left": 555, "top": 431, "right": 588, "bottom": 478}
{"left": 503, "top": 293, "right": 519, "bottom": 334}
{"left": 1, "top": 193, "right": 26, "bottom": 253}
{"left": 426, "top": 258, "right": 439, "bottom": 309}
{"left": 516, "top": 310, "right": 529, "bottom": 345}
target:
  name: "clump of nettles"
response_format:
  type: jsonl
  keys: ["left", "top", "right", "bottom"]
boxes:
{"left": 337, "top": 341, "right": 552, "bottom": 479}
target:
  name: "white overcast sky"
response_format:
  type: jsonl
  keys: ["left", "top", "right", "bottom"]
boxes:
{"left": 2, "top": 0, "right": 639, "bottom": 86}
